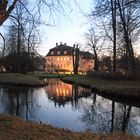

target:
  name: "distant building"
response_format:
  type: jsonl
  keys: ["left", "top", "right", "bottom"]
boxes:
{"left": 45, "top": 42, "right": 94, "bottom": 74}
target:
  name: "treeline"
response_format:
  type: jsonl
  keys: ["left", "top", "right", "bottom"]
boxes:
{"left": 0, "top": 1, "right": 45, "bottom": 73}
{"left": 85, "top": 0, "right": 140, "bottom": 78}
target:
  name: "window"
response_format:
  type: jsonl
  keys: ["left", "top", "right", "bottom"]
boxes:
{"left": 57, "top": 51, "right": 60, "bottom": 55}
{"left": 57, "top": 57, "right": 60, "bottom": 61}
{"left": 61, "top": 57, "right": 63, "bottom": 61}
{"left": 51, "top": 51, "right": 54, "bottom": 55}
{"left": 67, "top": 57, "right": 69, "bottom": 61}
{"left": 64, "top": 51, "right": 67, "bottom": 55}
{"left": 47, "top": 58, "right": 50, "bottom": 61}
{"left": 64, "top": 57, "right": 66, "bottom": 61}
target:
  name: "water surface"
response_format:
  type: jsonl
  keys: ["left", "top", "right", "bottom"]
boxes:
{"left": 0, "top": 78, "right": 140, "bottom": 136}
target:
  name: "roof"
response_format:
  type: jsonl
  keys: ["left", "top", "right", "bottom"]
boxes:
{"left": 46, "top": 43, "right": 93, "bottom": 59}
{"left": 46, "top": 44, "right": 73, "bottom": 56}
{"left": 80, "top": 51, "right": 93, "bottom": 59}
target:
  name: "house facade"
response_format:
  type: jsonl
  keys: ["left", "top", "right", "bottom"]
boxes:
{"left": 45, "top": 43, "right": 94, "bottom": 74}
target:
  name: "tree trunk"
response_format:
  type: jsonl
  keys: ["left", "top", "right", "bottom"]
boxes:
{"left": 111, "top": 0, "right": 117, "bottom": 72}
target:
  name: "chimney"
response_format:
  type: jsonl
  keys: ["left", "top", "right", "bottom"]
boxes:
{"left": 64, "top": 43, "right": 67, "bottom": 46}
{"left": 56, "top": 42, "right": 58, "bottom": 47}
{"left": 60, "top": 42, "right": 62, "bottom": 45}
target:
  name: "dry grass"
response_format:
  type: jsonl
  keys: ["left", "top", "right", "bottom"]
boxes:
{"left": 0, "top": 114, "right": 139, "bottom": 140}
{"left": 0, "top": 73, "right": 45, "bottom": 87}
{"left": 62, "top": 75, "right": 140, "bottom": 100}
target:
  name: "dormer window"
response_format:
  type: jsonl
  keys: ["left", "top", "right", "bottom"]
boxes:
{"left": 64, "top": 51, "right": 67, "bottom": 55}
{"left": 51, "top": 51, "right": 54, "bottom": 55}
{"left": 57, "top": 51, "right": 60, "bottom": 55}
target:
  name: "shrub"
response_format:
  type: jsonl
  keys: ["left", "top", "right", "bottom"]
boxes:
{"left": 87, "top": 70, "right": 125, "bottom": 80}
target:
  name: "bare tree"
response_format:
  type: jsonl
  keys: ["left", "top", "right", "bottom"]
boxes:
{"left": 0, "top": 0, "right": 77, "bottom": 26}
{"left": 116, "top": 0, "right": 140, "bottom": 74}
{"left": 0, "top": 0, "right": 17, "bottom": 26}
{"left": 85, "top": 27, "right": 102, "bottom": 71}
{"left": 72, "top": 44, "right": 79, "bottom": 74}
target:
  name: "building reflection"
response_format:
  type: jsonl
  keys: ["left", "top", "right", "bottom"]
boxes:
{"left": 45, "top": 78, "right": 91, "bottom": 107}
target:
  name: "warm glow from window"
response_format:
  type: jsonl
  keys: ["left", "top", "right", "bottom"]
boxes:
{"left": 61, "top": 57, "right": 63, "bottom": 61}
{"left": 64, "top": 51, "right": 67, "bottom": 55}
{"left": 51, "top": 52, "right": 54, "bottom": 55}
{"left": 67, "top": 57, "right": 69, "bottom": 61}
{"left": 64, "top": 57, "right": 66, "bottom": 61}
{"left": 57, "top": 51, "right": 60, "bottom": 55}
{"left": 57, "top": 57, "right": 59, "bottom": 61}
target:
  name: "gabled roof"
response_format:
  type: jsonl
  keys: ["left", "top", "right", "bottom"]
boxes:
{"left": 46, "top": 44, "right": 73, "bottom": 56}
{"left": 46, "top": 43, "right": 94, "bottom": 59}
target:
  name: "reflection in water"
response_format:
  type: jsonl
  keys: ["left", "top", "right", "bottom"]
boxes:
{"left": 45, "top": 78, "right": 91, "bottom": 107}
{"left": 0, "top": 86, "right": 40, "bottom": 122}
{"left": 0, "top": 79, "right": 140, "bottom": 136}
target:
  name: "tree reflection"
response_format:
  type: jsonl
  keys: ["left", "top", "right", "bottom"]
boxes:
{"left": 80, "top": 95, "right": 137, "bottom": 135}
{"left": 122, "top": 105, "right": 132, "bottom": 132}
{"left": 0, "top": 86, "right": 38, "bottom": 121}
{"left": 45, "top": 78, "right": 91, "bottom": 107}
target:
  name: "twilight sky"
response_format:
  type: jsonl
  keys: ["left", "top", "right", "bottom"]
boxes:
{"left": 0, "top": 0, "right": 139, "bottom": 56}
{"left": 37, "top": 0, "right": 93, "bottom": 56}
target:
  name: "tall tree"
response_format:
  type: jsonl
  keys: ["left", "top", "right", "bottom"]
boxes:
{"left": 90, "top": 0, "right": 140, "bottom": 74}
{"left": 72, "top": 44, "right": 79, "bottom": 74}
{"left": 85, "top": 27, "right": 102, "bottom": 71}
{"left": 116, "top": 0, "right": 140, "bottom": 74}
{"left": 111, "top": 0, "right": 117, "bottom": 72}
{"left": 0, "top": 0, "right": 17, "bottom": 26}
{"left": 0, "top": 0, "right": 77, "bottom": 26}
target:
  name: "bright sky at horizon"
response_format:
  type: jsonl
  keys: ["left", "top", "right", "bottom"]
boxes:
{"left": 0, "top": 0, "right": 140, "bottom": 56}
{"left": 37, "top": 0, "right": 93, "bottom": 56}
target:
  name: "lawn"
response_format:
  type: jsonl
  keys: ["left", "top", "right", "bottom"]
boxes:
{"left": 0, "top": 114, "right": 139, "bottom": 140}
{"left": 28, "top": 71, "right": 67, "bottom": 79}
{"left": 0, "top": 73, "right": 45, "bottom": 87}
{"left": 62, "top": 75, "right": 140, "bottom": 104}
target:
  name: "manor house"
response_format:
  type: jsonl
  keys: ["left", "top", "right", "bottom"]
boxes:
{"left": 45, "top": 42, "right": 94, "bottom": 74}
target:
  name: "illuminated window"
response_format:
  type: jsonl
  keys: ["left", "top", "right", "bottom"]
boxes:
{"left": 67, "top": 57, "right": 69, "bottom": 61}
{"left": 61, "top": 57, "right": 63, "bottom": 61}
{"left": 57, "top": 57, "right": 59, "bottom": 61}
{"left": 64, "top": 51, "right": 67, "bottom": 55}
{"left": 57, "top": 51, "right": 60, "bottom": 55}
{"left": 51, "top": 51, "right": 54, "bottom": 55}
{"left": 64, "top": 57, "right": 66, "bottom": 61}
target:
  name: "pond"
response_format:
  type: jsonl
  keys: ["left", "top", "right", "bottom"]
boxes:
{"left": 0, "top": 78, "right": 140, "bottom": 136}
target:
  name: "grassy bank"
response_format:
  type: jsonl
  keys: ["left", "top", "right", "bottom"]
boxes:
{"left": 62, "top": 75, "right": 140, "bottom": 105}
{"left": 0, "top": 73, "right": 45, "bottom": 87}
{"left": 0, "top": 114, "right": 139, "bottom": 140}
{"left": 28, "top": 71, "right": 67, "bottom": 79}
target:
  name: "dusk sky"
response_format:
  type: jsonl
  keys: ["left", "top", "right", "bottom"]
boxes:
{"left": 0, "top": 0, "right": 139, "bottom": 56}
{"left": 37, "top": 0, "right": 93, "bottom": 56}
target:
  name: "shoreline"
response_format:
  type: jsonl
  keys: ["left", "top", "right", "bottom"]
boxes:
{"left": 0, "top": 73, "right": 46, "bottom": 87}
{"left": 0, "top": 114, "right": 139, "bottom": 140}
{"left": 62, "top": 75, "right": 140, "bottom": 107}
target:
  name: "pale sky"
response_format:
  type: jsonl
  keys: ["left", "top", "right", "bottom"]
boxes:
{"left": 37, "top": 0, "right": 93, "bottom": 56}
{"left": 0, "top": 0, "right": 139, "bottom": 56}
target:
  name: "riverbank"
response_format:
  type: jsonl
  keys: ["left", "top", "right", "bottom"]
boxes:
{"left": 0, "top": 114, "right": 139, "bottom": 140}
{"left": 0, "top": 73, "right": 45, "bottom": 87}
{"left": 28, "top": 71, "right": 67, "bottom": 79}
{"left": 62, "top": 75, "right": 140, "bottom": 105}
